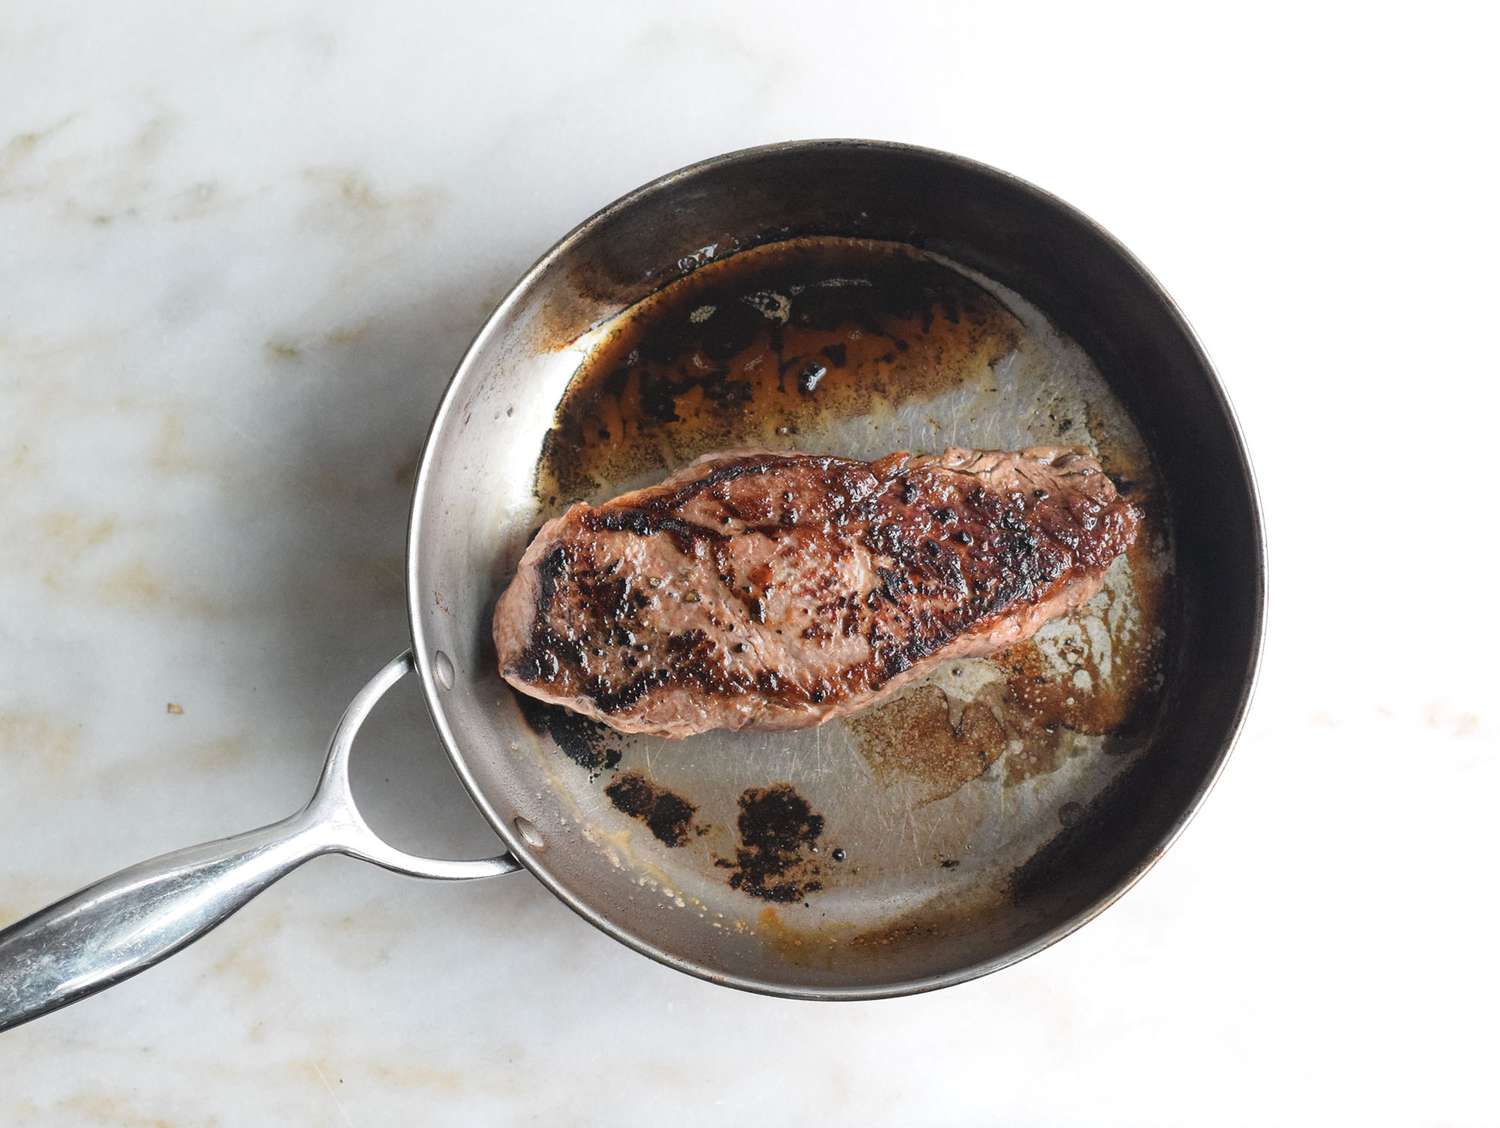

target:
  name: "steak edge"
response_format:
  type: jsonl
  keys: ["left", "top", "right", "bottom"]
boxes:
{"left": 494, "top": 447, "right": 1139, "bottom": 738}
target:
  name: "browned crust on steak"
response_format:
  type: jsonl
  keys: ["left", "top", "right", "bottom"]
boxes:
{"left": 495, "top": 447, "right": 1138, "bottom": 737}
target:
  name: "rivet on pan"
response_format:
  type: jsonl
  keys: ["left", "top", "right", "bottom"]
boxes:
{"left": 433, "top": 650, "right": 455, "bottom": 690}
{"left": 513, "top": 816, "right": 544, "bottom": 850}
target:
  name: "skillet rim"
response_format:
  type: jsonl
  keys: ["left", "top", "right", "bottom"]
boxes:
{"left": 404, "top": 138, "right": 1268, "bottom": 1000}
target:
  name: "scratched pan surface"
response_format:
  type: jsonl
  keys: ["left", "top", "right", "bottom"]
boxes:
{"left": 408, "top": 141, "right": 1264, "bottom": 997}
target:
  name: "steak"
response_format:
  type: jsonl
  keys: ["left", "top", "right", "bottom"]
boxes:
{"left": 494, "top": 447, "right": 1139, "bottom": 737}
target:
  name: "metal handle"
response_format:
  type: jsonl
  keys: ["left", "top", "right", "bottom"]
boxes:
{"left": 0, "top": 651, "right": 519, "bottom": 1033}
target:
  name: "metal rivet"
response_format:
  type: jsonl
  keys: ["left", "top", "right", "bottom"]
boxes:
{"left": 433, "top": 650, "right": 455, "bottom": 690}
{"left": 513, "top": 816, "right": 543, "bottom": 850}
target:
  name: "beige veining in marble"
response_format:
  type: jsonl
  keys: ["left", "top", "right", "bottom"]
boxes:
{"left": 2, "top": 2, "right": 1496, "bottom": 1125}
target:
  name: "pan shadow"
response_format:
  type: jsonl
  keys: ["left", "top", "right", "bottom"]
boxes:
{"left": 233, "top": 251, "right": 622, "bottom": 987}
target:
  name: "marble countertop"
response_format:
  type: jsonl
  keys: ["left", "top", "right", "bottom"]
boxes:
{"left": 3, "top": 3, "right": 1495, "bottom": 1124}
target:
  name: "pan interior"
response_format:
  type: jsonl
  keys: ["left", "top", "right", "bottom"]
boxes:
{"left": 421, "top": 231, "right": 1175, "bottom": 992}
{"left": 410, "top": 142, "right": 1260, "bottom": 998}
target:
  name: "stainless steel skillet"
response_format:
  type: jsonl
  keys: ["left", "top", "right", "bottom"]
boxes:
{"left": 0, "top": 140, "right": 1264, "bottom": 1031}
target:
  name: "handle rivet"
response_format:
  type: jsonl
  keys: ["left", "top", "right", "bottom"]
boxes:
{"left": 513, "top": 817, "right": 544, "bottom": 850}
{"left": 433, "top": 651, "right": 455, "bottom": 690}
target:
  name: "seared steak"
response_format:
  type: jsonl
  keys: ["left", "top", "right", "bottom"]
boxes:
{"left": 495, "top": 448, "right": 1138, "bottom": 737}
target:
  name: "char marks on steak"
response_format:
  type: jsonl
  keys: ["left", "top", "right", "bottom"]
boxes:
{"left": 494, "top": 447, "right": 1138, "bottom": 737}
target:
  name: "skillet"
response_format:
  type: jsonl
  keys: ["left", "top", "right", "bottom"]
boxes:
{"left": 0, "top": 140, "right": 1264, "bottom": 1030}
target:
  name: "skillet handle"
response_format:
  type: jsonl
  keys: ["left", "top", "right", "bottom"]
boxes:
{"left": 0, "top": 812, "right": 332, "bottom": 1034}
{"left": 0, "top": 651, "right": 519, "bottom": 1034}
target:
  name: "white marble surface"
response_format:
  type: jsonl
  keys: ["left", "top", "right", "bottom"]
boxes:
{"left": 3, "top": 2, "right": 1496, "bottom": 1123}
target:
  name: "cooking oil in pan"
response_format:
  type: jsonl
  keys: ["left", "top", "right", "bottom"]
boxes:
{"left": 515, "top": 236, "right": 1174, "bottom": 957}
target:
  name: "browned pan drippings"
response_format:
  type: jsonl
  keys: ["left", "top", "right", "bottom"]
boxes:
{"left": 536, "top": 238, "right": 1021, "bottom": 505}
{"left": 510, "top": 232, "right": 1175, "bottom": 945}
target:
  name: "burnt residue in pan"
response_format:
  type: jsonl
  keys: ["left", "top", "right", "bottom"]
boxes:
{"left": 716, "top": 784, "right": 825, "bottom": 902}
{"left": 604, "top": 771, "right": 702, "bottom": 846}
{"left": 846, "top": 518, "right": 1171, "bottom": 800}
{"left": 755, "top": 885, "right": 992, "bottom": 964}
{"left": 514, "top": 692, "right": 620, "bottom": 777}
{"left": 536, "top": 237, "right": 1021, "bottom": 503}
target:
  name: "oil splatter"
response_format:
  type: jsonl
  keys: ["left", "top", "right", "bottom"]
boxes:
{"left": 716, "top": 784, "right": 825, "bottom": 902}
{"left": 604, "top": 771, "right": 698, "bottom": 846}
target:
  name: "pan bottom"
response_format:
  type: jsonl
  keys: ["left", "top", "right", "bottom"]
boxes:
{"left": 508, "top": 237, "right": 1176, "bottom": 968}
